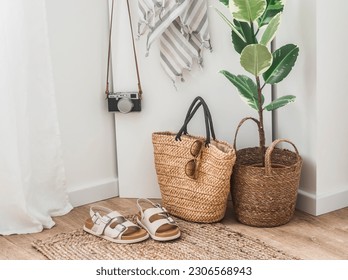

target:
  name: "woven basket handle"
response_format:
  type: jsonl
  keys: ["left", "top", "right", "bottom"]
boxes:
{"left": 176, "top": 97, "right": 215, "bottom": 146}
{"left": 233, "top": 117, "right": 260, "bottom": 150}
{"left": 265, "top": 139, "right": 301, "bottom": 175}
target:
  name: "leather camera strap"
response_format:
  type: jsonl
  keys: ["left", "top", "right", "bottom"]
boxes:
{"left": 105, "top": 0, "right": 143, "bottom": 98}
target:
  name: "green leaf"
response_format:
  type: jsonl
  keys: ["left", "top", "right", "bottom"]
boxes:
{"left": 260, "top": 12, "right": 282, "bottom": 45}
{"left": 219, "top": 0, "right": 229, "bottom": 6}
{"left": 229, "top": 0, "right": 267, "bottom": 23}
{"left": 264, "top": 95, "right": 296, "bottom": 111}
{"left": 231, "top": 20, "right": 256, "bottom": 53}
{"left": 257, "top": 0, "right": 284, "bottom": 27}
{"left": 215, "top": 8, "right": 246, "bottom": 42}
{"left": 263, "top": 44, "right": 299, "bottom": 84}
{"left": 240, "top": 44, "right": 273, "bottom": 76}
{"left": 220, "top": 71, "right": 263, "bottom": 110}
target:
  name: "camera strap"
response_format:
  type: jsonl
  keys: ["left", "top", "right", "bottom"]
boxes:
{"left": 105, "top": 0, "right": 142, "bottom": 98}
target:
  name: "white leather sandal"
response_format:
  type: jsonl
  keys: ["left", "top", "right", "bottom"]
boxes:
{"left": 136, "top": 198, "right": 181, "bottom": 241}
{"left": 83, "top": 206, "right": 149, "bottom": 244}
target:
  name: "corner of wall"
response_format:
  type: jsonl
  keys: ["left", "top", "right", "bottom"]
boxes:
{"left": 296, "top": 189, "right": 317, "bottom": 216}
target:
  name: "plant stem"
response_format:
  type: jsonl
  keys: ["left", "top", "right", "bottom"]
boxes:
{"left": 250, "top": 21, "right": 257, "bottom": 43}
{"left": 255, "top": 27, "right": 260, "bottom": 37}
{"left": 256, "top": 76, "right": 266, "bottom": 165}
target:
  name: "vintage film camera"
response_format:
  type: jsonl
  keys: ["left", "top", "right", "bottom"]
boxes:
{"left": 108, "top": 92, "right": 141, "bottom": 113}
{"left": 105, "top": 0, "right": 142, "bottom": 114}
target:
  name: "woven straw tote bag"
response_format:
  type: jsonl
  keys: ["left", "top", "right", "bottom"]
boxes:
{"left": 152, "top": 97, "right": 236, "bottom": 223}
{"left": 231, "top": 117, "right": 303, "bottom": 227}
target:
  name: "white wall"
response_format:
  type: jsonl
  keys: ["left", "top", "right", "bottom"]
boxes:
{"left": 45, "top": 0, "right": 118, "bottom": 206}
{"left": 276, "top": 0, "right": 348, "bottom": 215}
{"left": 112, "top": 0, "right": 271, "bottom": 198}
{"left": 316, "top": 0, "right": 348, "bottom": 214}
{"left": 275, "top": 0, "right": 318, "bottom": 213}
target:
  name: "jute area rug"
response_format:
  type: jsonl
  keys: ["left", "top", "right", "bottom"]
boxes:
{"left": 32, "top": 219, "right": 298, "bottom": 260}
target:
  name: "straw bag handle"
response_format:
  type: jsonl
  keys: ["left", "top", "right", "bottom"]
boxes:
{"left": 265, "top": 139, "right": 301, "bottom": 175}
{"left": 233, "top": 117, "right": 260, "bottom": 150}
{"left": 182, "top": 97, "right": 216, "bottom": 140}
{"left": 175, "top": 99, "right": 213, "bottom": 146}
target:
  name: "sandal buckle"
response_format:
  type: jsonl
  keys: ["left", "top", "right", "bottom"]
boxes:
{"left": 92, "top": 212, "right": 103, "bottom": 224}
{"left": 167, "top": 216, "right": 175, "bottom": 224}
{"left": 101, "top": 215, "right": 112, "bottom": 224}
{"left": 120, "top": 224, "right": 127, "bottom": 232}
{"left": 115, "top": 223, "right": 127, "bottom": 234}
{"left": 155, "top": 203, "right": 168, "bottom": 214}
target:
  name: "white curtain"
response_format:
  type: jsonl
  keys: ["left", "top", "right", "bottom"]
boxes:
{"left": 0, "top": 0, "right": 72, "bottom": 235}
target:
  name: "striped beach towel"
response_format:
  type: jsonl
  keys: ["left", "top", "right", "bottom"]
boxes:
{"left": 137, "top": 0, "right": 211, "bottom": 86}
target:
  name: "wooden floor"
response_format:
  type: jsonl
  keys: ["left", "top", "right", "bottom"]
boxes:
{"left": 1, "top": 197, "right": 347, "bottom": 260}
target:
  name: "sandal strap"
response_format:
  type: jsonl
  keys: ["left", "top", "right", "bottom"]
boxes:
{"left": 143, "top": 206, "right": 168, "bottom": 220}
{"left": 136, "top": 198, "right": 177, "bottom": 236}
{"left": 90, "top": 206, "right": 121, "bottom": 223}
{"left": 137, "top": 198, "right": 167, "bottom": 219}
{"left": 104, "top": 220, "right": 139, "bottom": 238}
{"left": 145, "top": 216, "right": 176, "bottom": 236}
{"left": 89, "top": 206, "right": 126, "bottom": 236}
{"left": 104, "top": 221, "right": 127, "bottom": 238}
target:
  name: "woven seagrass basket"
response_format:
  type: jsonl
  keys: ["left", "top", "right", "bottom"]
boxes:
{"left": 231, "top": 118, "right": 303, "bottom": 227}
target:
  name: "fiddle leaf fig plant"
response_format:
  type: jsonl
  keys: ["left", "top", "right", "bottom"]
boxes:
{"left": 217, "top": 0, "right": 299, "bottom": 163}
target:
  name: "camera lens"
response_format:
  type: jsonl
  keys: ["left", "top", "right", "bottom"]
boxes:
{"left": 117, "top": 98, "right": 134, "bottom": 114}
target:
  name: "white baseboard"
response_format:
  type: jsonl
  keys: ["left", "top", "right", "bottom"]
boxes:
{"left": 68, "top": 178, "right": 119, "bottom": 207}
{"left": 296, "top": 189, "right": 317, "bottom": 215}
{"left": 297, "top": 188, "right": 348, "bottom": 216}
{"left": 316, "top": 189, "right": 348, "bottom": 216}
